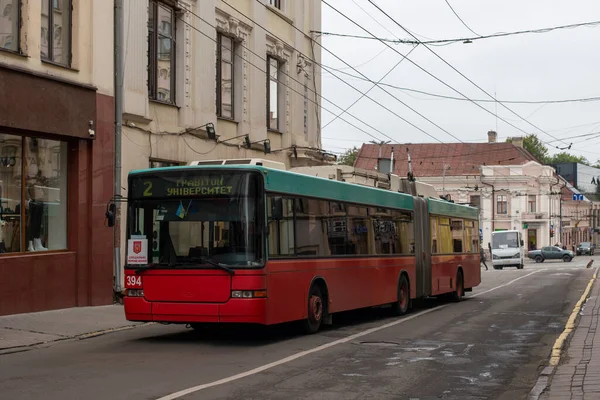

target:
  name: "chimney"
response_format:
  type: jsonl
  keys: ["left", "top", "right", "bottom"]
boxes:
{"left": 511, "top": 136, "right": 524, "bottom": 148}
{"left": 487, "top": 130, "right": 498, "bottom": 143}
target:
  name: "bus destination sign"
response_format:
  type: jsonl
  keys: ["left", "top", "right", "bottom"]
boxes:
{"left": 131, "top": 175, "right": 237, "bottom": 198}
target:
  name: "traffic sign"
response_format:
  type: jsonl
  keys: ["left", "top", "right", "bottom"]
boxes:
{"left": 572, "top": 193, "right": 584, "bottom": 201}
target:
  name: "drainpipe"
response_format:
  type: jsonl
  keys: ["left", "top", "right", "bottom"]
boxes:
{"left": 113, "top": 0, "right": 124, "bottom": 295}
{"left": 480, "top": 172, "right": 495, "bottom": 247}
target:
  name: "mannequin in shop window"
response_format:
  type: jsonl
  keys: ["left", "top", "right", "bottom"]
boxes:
{"left": 26, "top": 184, "right": 47, "bottom": 252}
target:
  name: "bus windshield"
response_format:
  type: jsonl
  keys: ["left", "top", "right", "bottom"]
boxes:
{"left": 126, "top": 170, "right": 263, "bottom": 268}
{"left": 492, "top": 231, "right": 520, "bottom": 250}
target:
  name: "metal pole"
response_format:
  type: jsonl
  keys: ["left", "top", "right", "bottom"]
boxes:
{"left": 113, "top": 0, "right": 124, "bottom": 295}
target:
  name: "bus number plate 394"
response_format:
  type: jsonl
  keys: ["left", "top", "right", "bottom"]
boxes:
{"left": 126, "top": 275, "right": 142, "bottom": 288}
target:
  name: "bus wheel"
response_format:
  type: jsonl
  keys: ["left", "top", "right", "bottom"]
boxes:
{"left": 303, "top": 285, "right": 324, "bottom": 334}
{"left": 392, "top": 275, "right": 410, "bottom": 316}
{"left": 450, "top": 270, "right": 464, "bottom": 302}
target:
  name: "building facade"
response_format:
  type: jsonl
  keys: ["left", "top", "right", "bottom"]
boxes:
{"left": 0, "top": 0, "right": 114, "bottom": 315}
{"left": 354, "top": 133, "right": 561, "bottom": 252}
{"left": 118, "top": 0, "right": 325, "bottom": 277}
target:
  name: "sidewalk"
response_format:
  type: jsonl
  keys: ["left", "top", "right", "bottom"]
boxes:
{"left": 535, "top": 268, "right": 600, "bottom": 400}
{"left": 0, "top": 305, "right": 144, "bottom": 353}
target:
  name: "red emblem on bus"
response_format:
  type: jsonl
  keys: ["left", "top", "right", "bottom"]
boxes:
{"left": 133, "top": 241, "right": 142, "bottom": 254}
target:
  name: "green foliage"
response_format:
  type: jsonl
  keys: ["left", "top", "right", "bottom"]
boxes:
{"left": 508, "top": 134, "right": 589, "bottom": 165}
{"left": 338, "top": 146, "right": 360, "bottom": 166}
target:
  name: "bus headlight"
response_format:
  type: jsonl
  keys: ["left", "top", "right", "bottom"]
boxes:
{"left": 231, "top": 290, "right": 267, "bottom": 298}
{"left": 127, "top": 289, "right": 144, "bottom": 297}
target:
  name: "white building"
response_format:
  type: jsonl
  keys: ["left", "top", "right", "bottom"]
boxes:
{"left": 354, "top": 132, "right": 562, "bottom": 252}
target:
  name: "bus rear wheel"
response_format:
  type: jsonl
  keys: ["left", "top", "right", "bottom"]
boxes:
{"left": 302, "top": 284, "right": 324, "bottom": 334}
{"left": 392, "top": 275, "right": 410, "bottom": 316}
{"left": 450, "top": 270, "right": 464, "bottom": 302}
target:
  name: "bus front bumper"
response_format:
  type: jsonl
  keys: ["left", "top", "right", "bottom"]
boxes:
{"left": 124, "top": 297, "right": 267, "bottom": 324}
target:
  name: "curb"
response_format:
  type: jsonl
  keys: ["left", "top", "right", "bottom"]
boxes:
{"left": 527, "top": 266, "right": 598, "bottom": 400}
{"left": 0, "top": 322, "right": 152, "bottom": 355}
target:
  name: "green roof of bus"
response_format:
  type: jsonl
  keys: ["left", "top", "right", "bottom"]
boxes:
{"left": 428, "top": 197, "right": 478, "bottom": 219}
{"left": 130, "top": 164, "right": 475, "bottom": 218}
{"left": 130, "top": 164, "right": 414, "bottom": 210}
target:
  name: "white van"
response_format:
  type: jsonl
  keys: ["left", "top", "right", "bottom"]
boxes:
{"left": 491, "top": 230, "right": 525, "bottom": 270}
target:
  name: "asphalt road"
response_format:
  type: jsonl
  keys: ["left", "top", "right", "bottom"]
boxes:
{"left": 0, "top": 257, "right": 596, "bottom": 400}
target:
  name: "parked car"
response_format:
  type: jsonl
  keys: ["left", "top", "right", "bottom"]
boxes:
{"left": 527, "top": 246, "right": 575, "bottom": 263}
{"left": 576, "top": 242, "right": 595, "bottom": 256}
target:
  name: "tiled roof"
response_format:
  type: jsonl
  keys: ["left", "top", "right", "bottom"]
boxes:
{"left": 354, "top": 142, "right": 539, "bottom": 177}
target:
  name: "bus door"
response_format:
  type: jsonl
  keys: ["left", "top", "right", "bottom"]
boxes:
{"left": 413, "top": 197, "right": 431, "bottom": 298}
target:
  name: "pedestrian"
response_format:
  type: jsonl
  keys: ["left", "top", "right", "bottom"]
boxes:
{"left": 480, "top": 246, "right": 488, "bottom": 271}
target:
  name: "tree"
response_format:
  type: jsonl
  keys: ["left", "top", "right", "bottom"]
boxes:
{"left": 522, "top": 134, "right": 550, "bottom": 163}
{"left": 338, "top": 146, "right": 360, "bottom": 166}
{"left": 548, "top": 152, "right": 589, "bottom": 165}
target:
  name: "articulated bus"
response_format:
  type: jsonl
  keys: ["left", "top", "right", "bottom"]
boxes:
{"left": 123, "top": 162, "right": 481, "bottom": 333}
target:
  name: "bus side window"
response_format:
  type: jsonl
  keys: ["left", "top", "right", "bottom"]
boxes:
{"left": 430, "top": 216, "right": 439, "bottom": 254}
{"left": 267, "top": 196, "right": 295, "bottom": 257}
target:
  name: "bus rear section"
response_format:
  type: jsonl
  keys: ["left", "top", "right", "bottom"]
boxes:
{"left": 123, "top": 168, "right": 270, "bottom": 325}
{"left": 491, "top": 230, "right": 525, "bottom": 269}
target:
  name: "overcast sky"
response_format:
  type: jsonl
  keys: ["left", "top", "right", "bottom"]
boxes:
{"left": 319, "top": 0, "right": 600, "bottom": 162}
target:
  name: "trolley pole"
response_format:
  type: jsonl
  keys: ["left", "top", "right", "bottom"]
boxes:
{"left": 113, "top": 0, "right": 124, "bottom": 295}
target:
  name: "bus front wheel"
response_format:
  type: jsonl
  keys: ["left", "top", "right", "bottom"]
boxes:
{"left": 392, "top": 275, "right": 410, "bottom": 316}
{"left": 303, "top": 284, "right": 324, "bottom": 334}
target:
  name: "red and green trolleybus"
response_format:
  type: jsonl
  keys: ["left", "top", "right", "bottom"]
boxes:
{"left": 123, "top": 162, "right": 481, "bottom": 333}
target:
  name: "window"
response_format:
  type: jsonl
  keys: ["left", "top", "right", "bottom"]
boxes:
{"left": 438, "top": 217, "right": 453, "bottom": 253}
{"left": 148, "top": 0, "right": 176, "bottom": 103}
{"left": 267, "top": 196, "right": 295, "bottom": 257}
{"left": 451, "top": 219, "right": 463, "bottom": 253}
{"left": 217, "top": 33, "right": 234, "bottom": 119}
{"left": 470, "top": 195, "right": 480, "bottom": 210}
{"left": 496, "top": 195, "right": 508, "bottom": 215}
{"left": 0, "top": 134, "right": 68, "bottom": 254}
{"left": 528, "top": 195, "right": 536, "bottom": 213}
{"left": 41, "top": 0, "right": 71, "bottom": 65}
{"left": 149, "top": 159, "right": 182, "bottom": 168}
{"left": 296, "top": 198, "right": 329, "bottom": 256}
{"left": 267, "top": 56, "right": 281, "bottom": 131}
{"left": 464, "top": 220, "right": 479, "bottom": 253}
{"left": 268, "top": 0, "right": 282, "bottom": 9}
{"left": 430, "top": 216, "right": 439, "bottom": 254}
{"left": 0, "top": 0, "right": 19, "bottom": 52}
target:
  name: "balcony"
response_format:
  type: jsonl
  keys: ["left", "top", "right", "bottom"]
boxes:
{"left": 521, "top": 212, "right": 548, "bottom": 221}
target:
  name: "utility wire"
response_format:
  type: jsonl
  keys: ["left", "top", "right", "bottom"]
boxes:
{"left": 444, "top": 0, "right": 481, "bottom": 37}
{"left": 359, "top": 0, "right": 571, "bottom": 146}
{"left": 323, "top": 66, "right": 600, "bottom": 104}
{"left": 242, "top": 0, "right": 473, "bottom": 143}
{"left": 175, "top": 6, "right": 395, "bottom": 147}
{"left": 322, "top": 44, "right": 419, "bottom": 130}
{"left": 221, "top": 0, "right": 466, "bottom": 144}
{"left": 313, "top": 19, "right": 600, "bottom": 46}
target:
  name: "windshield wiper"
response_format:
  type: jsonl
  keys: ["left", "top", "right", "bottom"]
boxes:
{"left": 133, "top": 263, "right": 176, "bottom": 274}
{"left": 187, "top": 257, "right": 235, "bottom": 275}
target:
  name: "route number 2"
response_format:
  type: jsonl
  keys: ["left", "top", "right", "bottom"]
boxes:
{"left": 143, "top": 181, "right": 153, "bottom": 197}
{"left": 126, "top": 275, "right": 142, "bottom": 288}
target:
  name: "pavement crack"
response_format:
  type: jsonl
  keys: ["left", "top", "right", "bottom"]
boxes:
{"left": 0, "top": 326, "right": 69, "bottom": 337}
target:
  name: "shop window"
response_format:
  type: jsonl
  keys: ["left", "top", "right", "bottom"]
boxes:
{"left": 0, "top": 134, "right": 68, "bottom": 254}
{"left": 0, "top": 0, "right": 19, "bottom": 53}
{"left": 41, "top": 0, "right": 72, "bottom": 65}
{"left": 217, "top": 33, "right": 235, "bottom": 119}
{"left": 148, "top": 0, "right": 176, "bottom": 104}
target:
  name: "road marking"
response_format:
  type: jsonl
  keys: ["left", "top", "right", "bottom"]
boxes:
{"left": 549, "top": 267, "right": 598, "bottom": 366}
{"left": 155, "top": 270, "right": 542, "bottom": 400}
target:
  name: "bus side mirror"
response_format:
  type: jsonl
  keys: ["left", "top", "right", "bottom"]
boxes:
{"left": 105, "top": 203, "right": 116, "bottom": 227}
{"left": 271, "top": 197, "right": 283, "bottom": 220}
